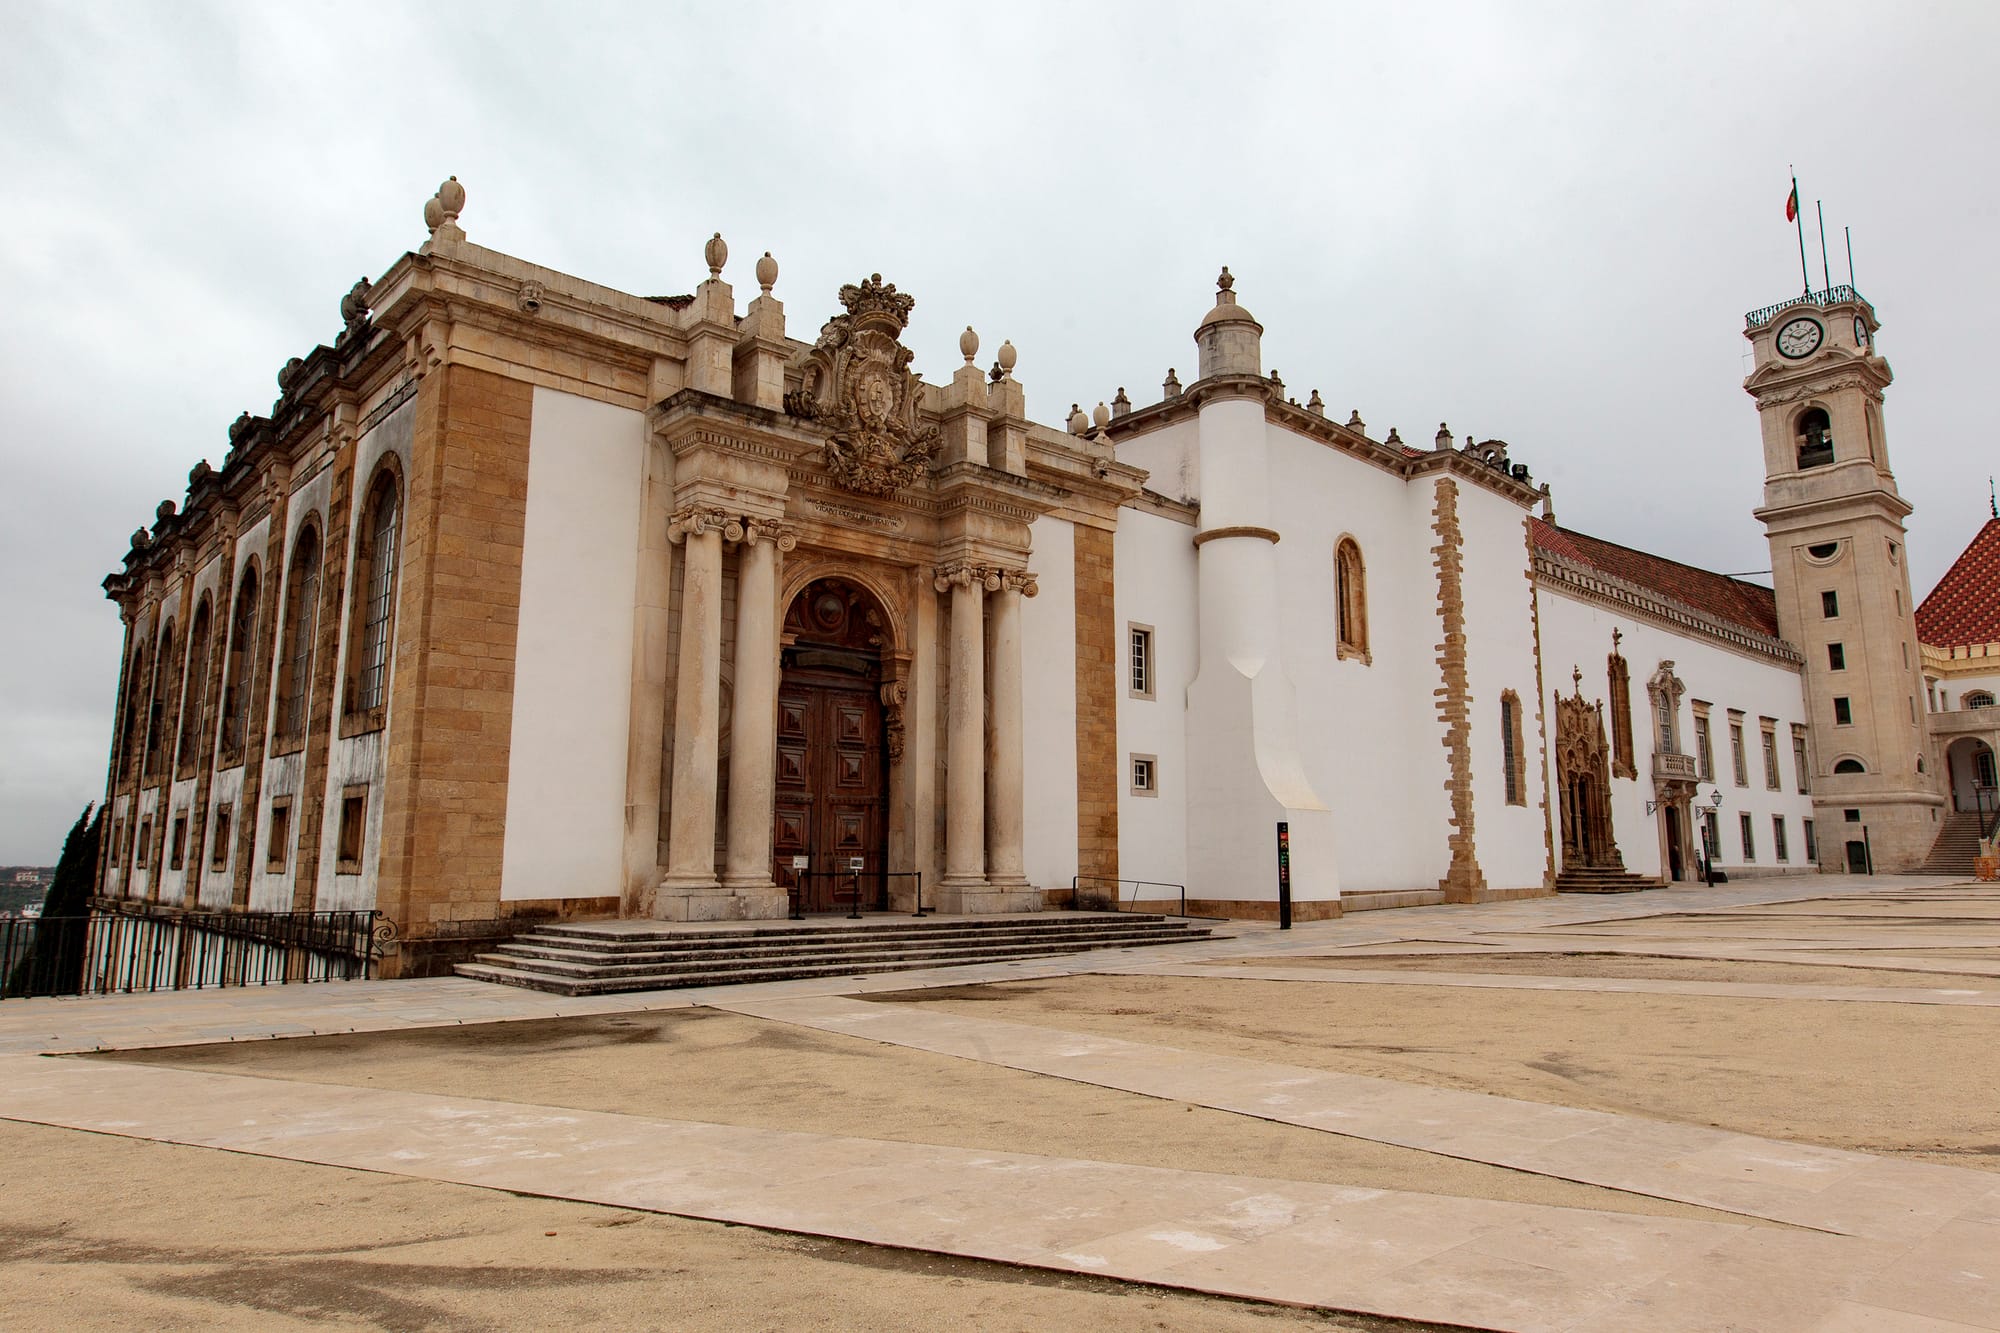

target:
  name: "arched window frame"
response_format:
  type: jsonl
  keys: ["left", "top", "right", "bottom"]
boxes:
{"left": 1500, "top": 689, "right": 1527, "bottom": 806}
{"left": 1794, "top": 405, "right": 1834, "bottom": 470}
{"left": 120, "top": 639, "right": 149, "bottom": 777}
{"left": 1832, "top": 757, "right": 1867, "bottom": 775}
{"left": 342, "top": 461, "right": 403, "bottom": 733}
{"left": 219, "top": 561, "right": 261, "bottom": 765}
{"left": 144, "top": 618, "right": 177, "bottom": 780}
{"left": 273, "top": 521, "right": 322, "bottom": 753}
{"left": 1334, "top": 536, "right": 1369, "bottom": 664}
{"left": 176, "top": 596, "right": 214, "bottom": 778}
{"left": 1965, "top": 690, "right": 1995, "bottom": 710}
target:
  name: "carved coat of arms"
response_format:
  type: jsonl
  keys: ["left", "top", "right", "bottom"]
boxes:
{"left": 785, "top": 274, "right": 941, "bottom": 496}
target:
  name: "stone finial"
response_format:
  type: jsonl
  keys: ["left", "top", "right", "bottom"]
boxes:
{"left": 130, "top": 527, "right": 151, "bottom": 549}
{"left": 704, "top": 231, "right": 728, "bottom": 278}
{"left": 755, "top": 250, "right": 778, "bottom": 293}
{"left": 1163, "top": 367, "right": 1182, "bottom": 399}
{"left": 339, "top": 277, "right": 371, "bottom": 329}
{"left": 1113, "top": 387, "right": 1131, "bottom": 417}
{"left": 1068, "top": 403, "right": 1088, "bottom": 435}
{"left": 188, "top": 460, "right": 212, "bottom": 487}
{"left": 1269, "top": 369, "right": 1284, "bottom": 395}
{"left": 1217, "top": 266, "right": 1235, "bottom": 294}
{"left": 960, "top": 325, "right": 979, "bottom": 365}
{"left": 1385, "top": 426, "right": 1402, "bottom": 446}
{"left": 228, "top": 411, "right": 252, "bottom": 442}
{"left": 1092, "top": 401, "right": 1111, "bottom": 429}
{"left": 277, "top": 357, "right": 303, "bottom": 393}
{"left": 155, "top": 500, "right": 177, "bottom": 523}
{"left": 1347, "top": 408, "right": 1364, "bottom": 431}
{"left": 1305, "top": 389, "right": 1324, "bottom": 416}
{"left": 996, "top": 339, "right": 1017, "bottom": 377}
{"left": 1435, "top": 422, "right": 1454, "bottom": 451}
{"left": 424, "top": 176, "right": 464, "bottom": 233}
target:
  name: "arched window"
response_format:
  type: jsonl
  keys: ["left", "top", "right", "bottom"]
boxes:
{"left": 1607, "top": 646, "right": 1634, "bottom": 778}
{"left": 1334, "top": 538, "right": 1368, "bottom": 662}
{"left": 1795, "top": 407, "right": 1833, "bottom": 470}
{"left": 1966, "top": 690, "right": 1995, "bottom": 710}
{"left": 144, "top": 620, "right": 176, "bottom": 778}
{"left": 120, "top": 641, "right": 148, "bottom": 769}
{"left": 177, "top": 598, "right": 213, "bottom": 774}
{"left": 220, "top": 565, "right": 260, "bottom": 762}
{"left": 345, "top": 468, "right": 402, "bottom": 719}
{"left": 1832, "top": 758, "right": 1866, "bottom": 775}
{"left": 275, "top": 526, "right": 321, "bottom": 745}
{"left": 1500, "top": 690, "right": 1526, "bottom": 806}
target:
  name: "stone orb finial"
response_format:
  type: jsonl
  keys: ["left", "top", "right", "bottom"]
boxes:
{"left": 1347, "top": 408, "right": 1364, "bottom": 430}
{"left": 228, "top": 411, "right": 252, "bottom": 442}
{"left": 1435, "top": 422, "right": 1454, "bottom": 451}
{"left": 1386, "top": 426, "right": 1403, "bottom": 446}
{"left": 997, "top": 339, "right": 1017, "bottom": 375}
{"left": 436, "top": 176, "right": 465, "bottom": 221}
{"left": 423, "top": 194, "right": 444, "bottom": 233}
{"left": 155, "top": 500, "right": 177, "bottom": 523}
{"left": 1092, "top": 401, "right": 1111, "bottom": 429}
{"left": 960, "top": 325, "right": 979, "bottom": 364}
{"left": 1068, "top": 403, "right": 1088, "bottom": 435}
{"left": 130, "top": 527, "right": 151, "bottom": 549}
{"left": 1217, "top": 266, "right": 1234, "bottom": 293}
{"left": 755, "top": 250, "right": 778, "bottom": 293}
{"left": 705, "top": 232, "right": 728, "bottom": 278}
{"left": 1163, "top": 367, "right": 1182, "bottom": 398}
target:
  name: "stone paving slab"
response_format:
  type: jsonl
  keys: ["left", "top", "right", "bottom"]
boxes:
{"left": 716, "top": 994, "right": 2000, "bottom": 1244}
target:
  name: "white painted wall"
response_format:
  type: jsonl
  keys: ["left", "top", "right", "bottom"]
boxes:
{"left": 1538, "top": 585, "right": 1815, "bottom": 877}
{"left": 1021, "top": 514, "right": 1080, "bottom": 890}
{"left": 1111, "top": 506, "right": 1197, "bottom": 891}
{"left": 1114, "top": 417, "right": 1199, "bottom": 505}
{"left": 499, "top": 387, "right": 646, "bottom": 901}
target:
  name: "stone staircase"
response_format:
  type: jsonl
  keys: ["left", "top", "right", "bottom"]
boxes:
{"left": 1922, "top": 812, "right": 1992, "bottom": 877}
{"left": 1554, "top": 866, "right": 1663, "bottom": 894}
{"left": 455, "top": 913, "right": 1220, "bottom": 996}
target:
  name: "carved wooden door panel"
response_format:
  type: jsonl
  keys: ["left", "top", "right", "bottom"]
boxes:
{"left": 774, "top": 667, "right": 885, "bottom": 912}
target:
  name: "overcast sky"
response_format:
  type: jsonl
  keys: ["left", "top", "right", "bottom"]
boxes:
{"left": 2, "top": 2, "right": 1995, "bottom": 864}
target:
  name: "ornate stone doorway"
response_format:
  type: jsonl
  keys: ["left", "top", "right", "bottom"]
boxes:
{"left": 1554, "top": 684, "right": 1623, "bottom": 870}
{"left": 775, "top": 579, "right": 890, "bottom": 912}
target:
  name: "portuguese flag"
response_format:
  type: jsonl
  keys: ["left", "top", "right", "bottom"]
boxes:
{"left": 1785, "top": 181, "right": 1799, "bottom": 222}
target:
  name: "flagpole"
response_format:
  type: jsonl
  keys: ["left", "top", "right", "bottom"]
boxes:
{"left": 1792, "top": 169, "right": 1811, "bottom": 295}
{"left": 1817, "top": 201, "right": 1831, "bottom": 292}
{"left": 1845, "top": 227, "right": 1856, "bottom": 289}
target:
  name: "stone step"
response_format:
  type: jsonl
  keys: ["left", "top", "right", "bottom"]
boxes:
{"left": 1340, "top": 890, "right": 1448, "bottom": 912}
{"left": 506, "top": 922, "right": 1203, "bottom": 960}
{"left": 484, "top": 930, "right": 1209, "bottom": 975}
{"left": 1555, "top": 868, "right": 1661, "bottom": 894}
{"left": 528, "top": 914, "right": 1175, "bottom": 946}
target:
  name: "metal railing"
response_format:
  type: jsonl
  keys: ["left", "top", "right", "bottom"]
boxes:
{"left": 1, "top": 899, "right": 388, "bottom": 1000}
{"left": 1068, "top": 875, "right": 1221, "bottom": 920}
{"left": 780, "top": 870, "right": 925, "bottom": 920}
{"left": 1744, "top": 285, "right": 1866, "bottom": 330}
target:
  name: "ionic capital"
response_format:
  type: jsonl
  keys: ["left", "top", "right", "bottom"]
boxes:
{"left": 933, "top": 561, "right": 984, "bottom": 593}
{"left": 995, "top": 569, "right": 1039, "bottom": 598}
{"left": 667, "top": 505, "right": 741, "bottom": 544}
{"left": 741, "top": 517, "right": 800, "bottom": 552}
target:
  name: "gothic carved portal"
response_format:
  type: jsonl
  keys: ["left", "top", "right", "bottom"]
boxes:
{"left": 1554, "top": 679, "right": 1623, "bottom": 870}
{"left": 785, "top": 274, "right": 942, "bottom": 496}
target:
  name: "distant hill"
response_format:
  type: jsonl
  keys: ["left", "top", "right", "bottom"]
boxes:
{"left": 0, "top": 871, "right": 56, "bottom": 915}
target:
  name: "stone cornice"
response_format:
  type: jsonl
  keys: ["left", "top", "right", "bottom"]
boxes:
{"left": 1124, "top": 488, "right": 1199, "bottom": 526}
{"left": 1192, "top": 525, "right": 1279, "bottom": 548}
{"left": 1534, "top": 550, "right": 1804, "bottom": 667}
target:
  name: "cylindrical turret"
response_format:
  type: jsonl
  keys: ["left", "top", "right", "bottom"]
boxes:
{"left": 1195, "top": 267, "right": 1263, "bottom": 380}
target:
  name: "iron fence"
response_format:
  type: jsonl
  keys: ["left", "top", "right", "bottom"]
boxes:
{"left": 1068, "top": 875, "right": 1223, "bottom": 920}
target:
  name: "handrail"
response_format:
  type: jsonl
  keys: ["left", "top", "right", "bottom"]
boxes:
{"left": 1068, "top": 874, "right": 1224, "bottom": 920}
{"left": 1744, "top": 284, "right": 1867, "bottom": 330}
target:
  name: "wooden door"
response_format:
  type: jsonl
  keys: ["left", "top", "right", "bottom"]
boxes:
{"left": 774, "top": 664, "right": 886, "bottom": 912}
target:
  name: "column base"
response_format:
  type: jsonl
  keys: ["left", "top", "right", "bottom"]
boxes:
{"left": 936, "top": 878, "right": 1041, "bottom": 915}
{"left": 653, "top": 878, "right": 789, "bottom": 922}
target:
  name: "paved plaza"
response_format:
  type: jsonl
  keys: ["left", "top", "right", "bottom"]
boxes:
{"left": 2, "top": 874, "right": 1998, "bottom": 1330}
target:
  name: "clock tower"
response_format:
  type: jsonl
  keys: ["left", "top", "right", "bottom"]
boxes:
{"left": 1744, "top": 287, "right": 1943, "bottom": 871}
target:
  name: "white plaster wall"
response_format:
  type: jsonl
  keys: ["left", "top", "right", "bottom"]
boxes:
{"left": 197, "top": 513, "right": 269, "bottom": 909}
{"left": 1943, "top": 667, "right": 2000, "bottom": 711}
{"left": 1113, "top": 417, "right": 1199, "bottom": 505}
{"left": 1455, "top": 489, "right": 1548, "bottom": 889}
{"left": 315, "top": 401, "right": 415, "bottom": 912}
{"left": 499, "top": 388, "right": 646, "bottom": 901}
{"left": 1268, "top": 429, "right": 1448, "bottom": 892}
{"left": 1112, "top": 507, "right": 1197, "bottom": 891}
{"left": 1021, "top": 514, "right": 1080, "bottom": 890}
{"left": 1538, "top": 586, "right": 1815, "bottom": 876}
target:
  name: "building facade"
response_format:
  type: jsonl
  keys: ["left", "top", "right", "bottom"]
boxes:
{"left": 92, "top": 180, "right": 1987, "bottom": 974}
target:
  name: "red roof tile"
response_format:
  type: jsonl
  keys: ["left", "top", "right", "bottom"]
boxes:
{"left": 1531, "top": 518, "right": 1780, "bottom": 640}
{"left": 1916, "top": 517, "right": 2000, "bottom": 648}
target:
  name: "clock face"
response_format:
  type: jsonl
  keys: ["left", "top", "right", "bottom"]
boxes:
{"left": 1853, "top": 316, "right": 1868, "bottom": 347}
{"left": 1776, "top": 317, "right": 1824, "bottom": 359}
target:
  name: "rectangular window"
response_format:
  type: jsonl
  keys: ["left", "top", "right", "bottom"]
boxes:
{"left": 1693, "top": 709, "right": 1714, "bottom": 781}
{"left": 336, "top": 787, "right": 368, "bottom": 873}
{"left": 1130, "top": 754, "right": 1157, "bottom": 797}
{"left": 1821, "top": 589, "right": 1839, "bottom": 618}
{"left": 111, "top": 819, "right": 125, "bottom": 867}
{"left": 1128, "top": 625, "right": 1154, "bottom": 700}
{"left": 169, "top": 812, "right": 188, "bottom": 871}
{"left": 1729, "top": 717, "right": 1747, "bottom": 786}
{"left": 1739, "top": 812, "right": 1756, "bottom": 861}
{"left": 266, "top": 798, "right": 292, "bottom": 872}
{"left": 1803, "top": 818, "right": 1817, "bottom": 862}
{"left": 1844, "top": 808, "right": 1861, "bottom": 823}
{"left": 1833, "top": 696, "right": 1853, "bottom": 725}
{"left": 1702, "top": 809, "right": 1720, "bottom": 860}
{"left": 211, "top": 803, "right": 233, "bottom": 871}
{"left": 136, "top": 819, "right": 151, "bottom": 868}
{"left": 1773, "top": 815, "right": 1789, "bottom": 862}
{"left": 1827, "top": 642, "right": 1845, "bottom": 670}
{"left": 1761, "top": 724, "right": 1780, "bottom": 790}
{"left": 1792, "top": 731, "right": 1810, "bottom": 793}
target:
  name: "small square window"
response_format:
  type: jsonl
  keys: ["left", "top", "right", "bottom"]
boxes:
{"left": 1843, "top": 808, "right": 1861, "bottom": 823}
{"left": 267, "top": 799, "right": 293, "bottom": 872}
{"left": 211, "top": 803, "right": 233, "bottom": 871}
{"left": 1827, "top": 643, "right": 1845, "bottom": 670}
{"left": 1833, "top": 696, "right": 1852, "bottom": 725}
{"left": 1128, "top": 624, "right": 1155, "bottom": 700}
{"left": 1130, "top": 754, "right": 1158, "bottom": 797}
{"left": 1821, "top": 590, "right": 1839, "bottom": 618}
{"left": 336, "top": 787, "right": 368, "bottom": 873}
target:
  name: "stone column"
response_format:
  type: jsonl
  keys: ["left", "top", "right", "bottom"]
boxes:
{"left": 658, "top": 506, "right": 735, "bottom": 914}
{"left": 984, "top": 569, "right": 1037, "bottom": 906}
{"left": 720, "top": 519, "right": 795, "bottom": 912}
{"left": 937, "top": 563, "right": 990, "bottom": 904}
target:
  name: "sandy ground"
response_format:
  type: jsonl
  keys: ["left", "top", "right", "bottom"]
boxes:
{"left": 1221, "top": 952, "right": 2000, "bottom": 987}
{"left": 0, "top": 1119, "right": 1436, "bottom": 1333}
{"left": 860, "top": 975, "right": 2000, "bottom": 1169}
{"left": 88, "top": 1010, "right": 1738, "bottom": 1224}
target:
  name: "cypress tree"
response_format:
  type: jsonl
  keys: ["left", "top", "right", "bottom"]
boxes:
{"left": 5, "top": 804, "right": 99, "bottom": 997}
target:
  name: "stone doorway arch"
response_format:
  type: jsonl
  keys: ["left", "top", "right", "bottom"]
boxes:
{"left": 1554, "top": 683, "right": 1623, "bottom": 870}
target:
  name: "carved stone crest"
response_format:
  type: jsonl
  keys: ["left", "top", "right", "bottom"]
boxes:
{"left": 785, "top": 274, "right": 941, "bottom": 496}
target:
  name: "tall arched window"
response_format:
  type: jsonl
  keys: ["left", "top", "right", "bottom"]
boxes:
{"left": 144, "top": 621, "right": 176, "bottom": 778}
{"left": 275, "top": 526, "right": 321, "bottom": 745}
{"left": 120, "top": 641, "right": 148, "bottom": 770}
{"left": 345, "top": 468, "right": 402, "bottom": 719}
{"left": 1607, "top": 646, "right": 1634, "bottom": 778}
{"left": 1334, "top": 537, "right": 1369, "bottom": 662}
{"left": 177, "top": 598, "right": 213, "bottom": 774}
{"left": 220, "top": 565, "right": 260, "bottom": 762}
{"left": 1500, "top": 690, "right": 1526, "bottom": 806}
{"left": 1795, "top": 407, "right": 1833, "bottom": 470}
